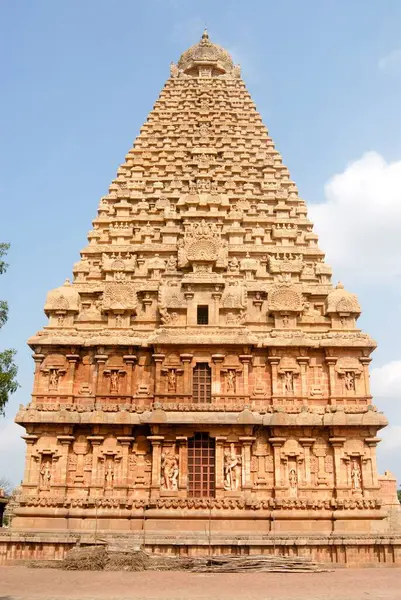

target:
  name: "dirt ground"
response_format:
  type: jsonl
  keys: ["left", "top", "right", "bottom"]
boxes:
{"left": 1, "top": 566, "right": 401, "bottom": 600}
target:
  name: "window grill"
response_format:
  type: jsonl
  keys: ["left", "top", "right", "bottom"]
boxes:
{"left": 188, "top": 433, "right": 215, "bottom": 497}
{"left": 197, "top": 305, "right": 209, "bottom": 325}
{"left": 193, "top": 362, "right": 211, "bottom": 403}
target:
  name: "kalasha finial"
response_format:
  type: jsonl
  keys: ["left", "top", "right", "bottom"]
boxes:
{"left": 201, "top": 28, "right": 209, "bottom": 42}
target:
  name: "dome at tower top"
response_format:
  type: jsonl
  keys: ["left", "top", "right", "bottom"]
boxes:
{"left": 177, "top": 29, "right": 234, "bottom": 74}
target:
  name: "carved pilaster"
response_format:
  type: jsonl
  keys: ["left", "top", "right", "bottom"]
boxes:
{"left": 56, "top": 435, "right": 75, "bottom": 489}
{"left": 239, "top": 355, "right": 252, "bottom": 397}
{"left": 66, "top": 354, "right": 80, "bottom": 396}
{"left": 360, "top": 357, "right": 372, "bottom": 397}
{"left": 239, "top": 436, "right": 255, "bottom": 490}
{"left": 329, "top": 437, "right": 346, "bottom": 493}
{"left": 269, "top": 437, "right": 285, "bottom": 489}
{"left": 32, "top": 353, "right": 45, "bottom": 396}
{"left": 123, "top": 355, "right": 137, "bottom": 397}
{"left": 176, "top": 436, "right": 188, "bottom": 492}
{"left": 215, "top": 436, "right": 227, "bottom": 496}
{"left": 117, "top": 436, "right": 135, "bottom": 488}
{"left": 94, "top": 354, "right": 108, "bottom": 396}
{"left": 325, "top": 356, "right": 338, "bottom": 403}
{"left": 211, "top": 354, "right": 225, "bottom": 395}
{"left": 365, "top": 437, "right": 380, "bottom": 489}
{"left": 267, "top": 357, "right": 280, "bottom": 396}
{"left": 153, "top": 354, "right": 165, "bottom": 395}
{"left": 147, "top": 435, "right": 164, "bottom": 501}
{"left": 87, "top": 436, "right": 104, "bottom": 491}
{"left": 21, "top": 435, "right": 38, "bottom": 488}
{"left": 299, "top": 438, "right": 315, "bottom": 486}
{"left": 296, "top": 357, "right": 310, "bottom": 399}
{"left": 180, "top": 354, "right": 193, "bottom": 395}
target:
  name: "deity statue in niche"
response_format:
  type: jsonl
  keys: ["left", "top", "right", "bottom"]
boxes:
{"left": 224, "top": 444, "right": 241, "bottom": 491}
{"left": 284, "top": 371, "right": 294, "bottom": 394}
{"left": 40, "top": 459, "right": 52, "bottom": 490}
{"left": 167, "top": 369, "right": 176, "bottom": 392}
{"left": 166, "top": 255, "right": 177, "bottom": 272}
{"left": 350, "top": 459, "right": 362, "bottom": 490}
{"left": 288, "top": 468, "right": 298, "bottom": 497}
{"left": 344, "top": 371, "right": 355, "bottom": 392}
{"left": 226, "top": 370, "right": 236, "bottom": 393}
{"left": 48, "top": 369, "right": 59, "bottom": 391}
{"left": 105, "top": 462, "right": 114, "bottom": 489}
{"left": 161, "top": 450, "right": 179, "bottom": 491}
{"left": 110, "top": 371, "right": 119, "bottom": 393}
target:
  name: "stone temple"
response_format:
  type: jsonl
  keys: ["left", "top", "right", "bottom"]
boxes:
{"left": 2, "top": 31, "right": 400, "bottom": 566}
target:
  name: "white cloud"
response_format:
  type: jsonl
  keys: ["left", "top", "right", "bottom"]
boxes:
{"left": 378, "top": 49, "right": 401, "bottom": 75}
{"left": 309, "top": 152, "right": 401, "bottom": 284}
{"left": 371, "top": 360, "right": 401, "bottom": 397}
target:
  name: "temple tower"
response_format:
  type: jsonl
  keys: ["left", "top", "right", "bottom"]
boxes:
{"left": 11, "top": 31, "right": 400, "bottom": 560}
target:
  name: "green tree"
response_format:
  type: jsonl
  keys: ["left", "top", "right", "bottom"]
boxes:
{"left": 0, "top": 243, "right": 18, "bottom": 414}
{"left": 398, "top": 488, "right": 401, "bottom": 504}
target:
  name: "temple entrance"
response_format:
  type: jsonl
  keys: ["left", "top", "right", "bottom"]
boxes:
{"left": 188, "top": 433, "right": 215, "bottom": 497}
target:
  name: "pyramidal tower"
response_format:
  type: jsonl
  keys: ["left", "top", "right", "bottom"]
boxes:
{"left": 8, "top": 32, "right": 401, "bottom": 565}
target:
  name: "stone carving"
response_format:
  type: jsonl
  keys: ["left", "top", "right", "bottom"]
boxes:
{"left": 105, "top": 462, "right": 114, "bottom": 489}
{"left": 268, "top": 285, "right": 303, "bottom": 312}
{"left": 351, "top": 459, "right": 362, "bottom": 490}
{"left": 224, "top": 444, "right": 242, "bottom": 491}
{"left": 167, "top": 369, "right": 177, "bottom": 392}
{"left": 40, "top": 460, "right": 52, "bottom": 490}
{"left": 161, "top": 449, "right": 179, "bottom": 491}
{"left": 326, "top": 283, "right": 361, "bottom": 314}
{"left": 288, "top": 468, "right": 298, "bottom": 496}
{"left": 226, "top": 370, "right": 236, "bottom": 393}
{"left": 102, "top": 282, "right": 137, "bottom": 311}
{"left": 184, "top": 220, "right": 221, "bottom": 263}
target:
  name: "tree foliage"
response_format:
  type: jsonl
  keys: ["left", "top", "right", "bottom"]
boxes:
{"left": 0, "top": 476, "right": 14, "bottom": 496}
{"left": 0, "top": 243, "right": 19, "bottom": 414}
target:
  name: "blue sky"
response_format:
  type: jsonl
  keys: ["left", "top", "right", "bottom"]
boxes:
{"left": 1, "top": 0, "right": 401, "bottom": 486}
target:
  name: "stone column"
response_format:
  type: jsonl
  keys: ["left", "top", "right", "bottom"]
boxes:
{"left": 329, "top": 437, "right": 346, "bottom": 493}
{"left": 21, "top": 435, "right": 38, "bottom": 487}
{"left": 32, "top": 353, "right": 45, "bottom": 396}
{"left": 180, "top": 354, "right": 193, "bottom": 396}
{"left": 239, "top": 436, "right": 255, "bottom": 490}
{"left": 269, "top": 437, "right": 285, "bottom": 489}
{"left": 365, "top": 437, "right": 380, "bottom": 488}
{"left": 215, "top": 436, "right": 227, "bottom": 497}
{"left": 297, "top": 357, "right": 310, "bottom": 401}
{"left": 211, "top": 354, "right": 225, "bottom": 395}
{"left": 360, "top": 357, "right": 372, "bottom": 397}
{"left": 211, "top": 290, "right": 222, "bottom": 326}
{"left": 147, "top": 435, "right": 164, "bottom": 502}
{"left": 56, "top": 435, "right": 75, "bottom": 488}
{"left": 123, "top": 355, "right": 137, "bottom": 397}
{"left": 66, "top": 353, "right": 79, "bottom": 397}
{"left": 176, "top": 436, "right": 188, "bottom": 492}
{"left": 87, "top": 436, "right": 104, "bottom": 492}
{"left": 117, "top": 437, "right": 135, "bottom": 487}
{"left": 152, "top": 354, "right": 165, "bottom": 396}
{"left": 267, "top": 357, "right": 280, "bottom": 397}
{"left": 239, "top": 355, "right": 252, "bottom": 398}
{"left": 94, "top": 353, "right": 108, "bottom": 396}
{"left": 299, "top": 438, "right": 315, "bottom": 486}
{"left": 325, "top": 356, "right": 338, "bottom": 404}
